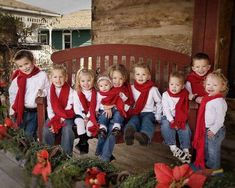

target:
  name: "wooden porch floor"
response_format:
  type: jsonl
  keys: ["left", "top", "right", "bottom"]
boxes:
{"left": 73, "top": 138, "right": 177, "bottom": 174}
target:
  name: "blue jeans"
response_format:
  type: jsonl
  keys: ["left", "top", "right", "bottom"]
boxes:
{"left": 205, "top": 126, "right": 225, "bottom": 169}
{"left": 125, "top": 112, "right": 156, "bottom": 142}
{"left": 19, "top": 111, "right": 38, "bottom": 139}
{"left": 96, "top": 120, "right": 119, "bottom": 162}
{"left": 43, "top": 119, "right": 75, "bottom": 155}
{"left": 98, "top": 108, "right": 124, "bottom": 127}
{"left": 161, "top": 116, "right": 191, "bottom": 149}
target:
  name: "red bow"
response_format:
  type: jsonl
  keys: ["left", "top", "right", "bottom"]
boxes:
{"left": 85, "top": 167, "right": 106, "bottom": 188}
{"left": 32, "top": 150, "right": 51, "bottom": 183}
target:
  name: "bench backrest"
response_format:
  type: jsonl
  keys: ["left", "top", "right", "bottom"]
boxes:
{"left": 51, "top": 44, "right": 190, "bottom": 93}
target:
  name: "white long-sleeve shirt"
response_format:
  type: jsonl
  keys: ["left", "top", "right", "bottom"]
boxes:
{"left": 131, "top": 85, "right": 162, "bottom": 121}
{"left": 185, "top": 81, "right": 193, "bottom": 95}
{"left": 8, "top": 71, "right": 49, "bottom": 115}
{"left": 162, "top": 91, "right": 180, "bottom": 122}
{"left": 205, "top": 98, "right": 227, "bottom": 134}
{"left": 73, "top": 89, "right": 93, "bottom": 119}
{"left": 47, "top": 86, "right": 74, "bottom": 119}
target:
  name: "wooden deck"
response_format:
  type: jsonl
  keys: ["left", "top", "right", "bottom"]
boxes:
{"left": 73, "top": 138, "right": 178, "bottom": 174}
{"left": 0, "top": 151, "right": 25, "bottom": 188}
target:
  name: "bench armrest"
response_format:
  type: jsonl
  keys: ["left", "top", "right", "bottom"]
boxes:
{"left": 36, "top": 96, "right": 47, "bottom": 143}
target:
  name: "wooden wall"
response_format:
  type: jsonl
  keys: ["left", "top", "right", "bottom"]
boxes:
{"left": 92, "top": 0, "right": 194, "bottom": 55}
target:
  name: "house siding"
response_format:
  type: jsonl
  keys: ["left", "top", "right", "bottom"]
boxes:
{"left": 52, "top": 31, "right": 62, "bottom": 49}
{"left": 72, "top": 30, "right": 91, "bottom": 47}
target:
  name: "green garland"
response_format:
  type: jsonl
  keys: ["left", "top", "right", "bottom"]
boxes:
{"left": 50, "top": 157, "right": 117, "bottom": 188}
{"left": 120, "top": 169, "right": 156, "bottom": 188}
{"left": 1, "top": 128, "right": 235, "bottom": 188}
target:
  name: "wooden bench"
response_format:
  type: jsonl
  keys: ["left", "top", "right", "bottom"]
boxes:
{"left": 36, "top": 44, "right": 197, "bottom": 144}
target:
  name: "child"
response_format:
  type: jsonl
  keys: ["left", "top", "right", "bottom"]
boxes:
{"left": 124, "top": 62, "right": 162, "bottom": 146}
{"left": 73, "top": 68, "right": 98, "bottom": 154}
{"left": 161, "top": 71, "right": 191, "bottom": 163}
{"left": 96, "top": 64, "right": 133, "bottom": 162}
{"left": 9, "top": 50, "right": 49, "bottom": 139}
{"left": 43, "top": 64, "right": 75, "bottom": 155}
{"left": 193, "top": 69, "right": 228, "bottom": 169}
{"left": 96, "top": 75, "right": 125, "bottom": 137}
{"left": 186, "top": 52, "right": 211, "bottom": 103}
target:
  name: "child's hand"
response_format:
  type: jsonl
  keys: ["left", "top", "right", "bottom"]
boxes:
{"left": 60, "top": 118, "right": 65, "bottom": 123}
{"left": 49, "top": 126, "right": 55, "bottom": 133}
{"left": 37, "top": 89, "right": 44, "bottom": 97}
{"left": 84, "top": 117, "right": 89, "bottom": 125}
{"left": 104, "top": 109, "right": 112, "bottom": 119}
{"left": 189, "top": 93, "right": 197, "bottom": 100}
{"left": 195, "top": 96, "right": 203, "bottom": 104}
{"left": 207, "top": 130, "right": 215, "bottom": 139}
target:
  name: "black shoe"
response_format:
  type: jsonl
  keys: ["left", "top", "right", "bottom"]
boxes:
{"left": 98, "top": 128, "right": 107, "bottom": 138}
{"left": 75, "top": 141, "right": 89, "bottom": 154}
{"left": 110, "top": 154, "right": 116, "bottom": 162}
{"left": 111, "top": 127, "right": 121, "bottom": 136}
{"left": 134, "top": 132, "right": 149, "bottom": 146}
{"left": 124, "top": 126, "right": 135, "bottom": 145}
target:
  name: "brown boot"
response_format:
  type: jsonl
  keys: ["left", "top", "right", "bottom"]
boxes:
{"left": 134, "top": 132, "right": 149, "bottom": 146}
{"left": 124, "top": 126, "right": 135, "bottom": 145}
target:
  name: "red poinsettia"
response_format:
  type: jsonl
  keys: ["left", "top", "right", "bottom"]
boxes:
{"left": 0, "top": 118, "right": 16, "bottom": 139}
{"left": 32, "top": 149, "right": 51, "bottom": 183}
{"left": 85, "top": 167, "right": 106, "bottom": 188}
{"left": 154, "top": 163, "right": 207, "bottom": 188}
{"left": 0, "top": 80, "right": 6, "bottom": 88}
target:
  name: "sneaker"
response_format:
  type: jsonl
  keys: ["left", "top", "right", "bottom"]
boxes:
{"left": 98, "top": 128, "right": 107, "bottom": 138}
{"left": 134, "top": 132, "right": 149, "bottom": 146}
{"left": 172, "top": 147, "right": 191, "bottom": 163}
{"left": 111, "top": 127, "right": 121, "bottom": 136}
{"left": 124, "top": 126, "right": 135, "bottom": 145}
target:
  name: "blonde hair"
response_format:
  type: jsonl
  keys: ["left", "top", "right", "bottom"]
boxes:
{"left": 205, "top": 69, "right": 229, "bottom": 96}
{"left": 49, "top": 64, "right": 68, "bottom": 78}
{"left": 107, "top": 64, "right": 129, "bottom": 82}
{"left": 169, "top": 71, "right": 185, "bottom": 84}
{"left": 75, "top": 68, "right": 95, "bottom": 91}
{"left": 132, "top": 61, "right": 151, "bottom": 75}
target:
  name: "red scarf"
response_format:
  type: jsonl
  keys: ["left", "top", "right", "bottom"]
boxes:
{"left": 78, "top": 88, "right": 97, "bottom": 126}
{"left": 129, "top": 80, "right": 154, "bottom": 115}
{"left": 167, "top": 88, "right": 189, "bottom": 129}
{"left": 186, "top": 71, "right": 208, "bottom": 97}
{"left": 12, "top": 66, "right": 40, "bottom": 125}
{"left": 48, "top": 83, "right": 75, "bottom": 134}
{"left": 193, "top": 94, "right": 223, "bottom": 168}
{"left": 100, "top": 83, "right": 133, "bottom": 118}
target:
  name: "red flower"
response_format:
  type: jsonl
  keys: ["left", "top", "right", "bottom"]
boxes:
{"left": 4, "top": 118, "right": 16, "bottom": 128}
{"left": 32, "top": 150, "right": 51, "bottom": 183}
{"left": 85, "top": 167, "right": 106, "bottom": 188}
{"left": 154, "top": 163, "right": 207, "bottom": 188}
{"left": 0, "top": 80, "right": 6, "bottom": 87}
{"left": 0, "top": 124, "right": 7, "bottom": 139}
{"left": 38, "top": 149, "right": 49, "bottom": 159}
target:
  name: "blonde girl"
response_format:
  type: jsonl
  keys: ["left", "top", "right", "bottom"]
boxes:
{"left": 96, "top": 64, "right": 134, "bottom": 162}
{"left": 43, "top": 64, "right": 75, "bottom": 155}
{"left": 73, "top": 68, "right": 98, "bottom": 154}
{"left": 193, "top": 69, "right": 228, "bottom": 169}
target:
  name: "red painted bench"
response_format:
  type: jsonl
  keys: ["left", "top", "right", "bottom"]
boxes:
{"left": 36, "top": 44, "right": 197, "bottom": 143}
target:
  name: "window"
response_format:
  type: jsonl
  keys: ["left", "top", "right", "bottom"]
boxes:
{"left": 63, "top": 31, "right": 71, "bottom": 49}
{"left": 38, "top": 34, "right": 48, "bottom": 45}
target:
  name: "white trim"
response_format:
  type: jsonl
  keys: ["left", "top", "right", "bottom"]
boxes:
{"left": 62, "top": 32, "right": 72, "bottom": 49}
{"left": 0, "top": 5, "right": 61, "bottom": 17}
